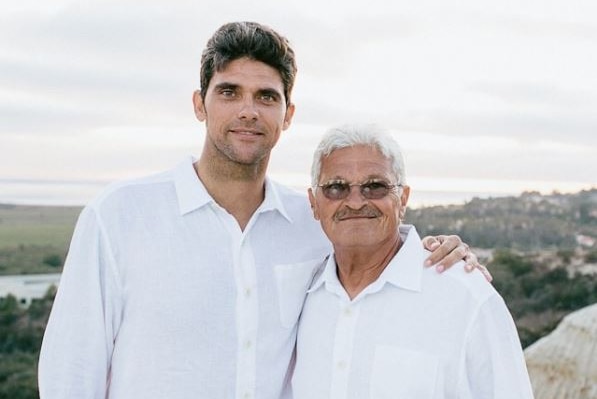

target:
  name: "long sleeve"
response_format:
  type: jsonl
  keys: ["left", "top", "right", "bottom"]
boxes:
{"left": 462, "top": 293, "right": 535, "bottom": 399}
{"left": 38, "top": 205, "right": 122, "bottom": 399}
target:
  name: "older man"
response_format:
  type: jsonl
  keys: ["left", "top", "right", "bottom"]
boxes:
{"left": 292, "top": 124, "right": 534, "bottom": 398}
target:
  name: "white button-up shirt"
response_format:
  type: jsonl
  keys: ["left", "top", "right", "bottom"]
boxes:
{"left": 292, "top": 225, "right": 534, "bottom": 399}
{"left": 38, "top": 157, "right": 330, "bottom": 399}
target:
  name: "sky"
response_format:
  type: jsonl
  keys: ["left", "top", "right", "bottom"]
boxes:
{"left": 1, "top": 0, "right": 596, "bottom": 207}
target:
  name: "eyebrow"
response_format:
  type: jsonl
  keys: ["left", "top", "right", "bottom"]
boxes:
{"left": 323, "top": 175, "right": 390, "bottom": 182}
{"left": 213, "top": 82, "right": 239, "bottom": 91}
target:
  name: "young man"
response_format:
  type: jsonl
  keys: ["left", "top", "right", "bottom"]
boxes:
{"left": 292, "top": 124, "right": 533, "bottom": 398}
{"left": 39, "top": 22, "right": 484, "bottom": 399}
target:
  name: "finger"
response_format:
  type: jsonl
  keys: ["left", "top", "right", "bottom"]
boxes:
{"left": 463, "top": 247, "right": 478, "bottom": 272}
{"left": 421, "top": 235, "right": 441, "bottom": 252}
{"left": 435, "top": 244, "right": 468, "bottom": 272}
{"left": 425, "top": 235, "right": 461, "bottom": 267}
{"left": 478, "top": 264, "right": 493, "bottom": 282}
{"left": 423, "top": 235, "right": 445, "bottom": 266}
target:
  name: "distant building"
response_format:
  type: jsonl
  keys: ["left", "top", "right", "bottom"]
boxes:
{"left": 576, "top": 234, "right": 596, "bottom": 248}
{"left": 0, "top": 273, "right": 61, "bottom": 306}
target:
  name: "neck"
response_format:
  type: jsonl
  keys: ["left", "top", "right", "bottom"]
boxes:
{"left": 334, "top": 234, "right": 402, "bottom": 300}
{"left": 195, "top": 151, "right": 268, "bottom": 231}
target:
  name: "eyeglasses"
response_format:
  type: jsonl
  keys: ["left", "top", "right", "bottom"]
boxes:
{"left": 316, "top": 180, "right": 402, "bottom": 200}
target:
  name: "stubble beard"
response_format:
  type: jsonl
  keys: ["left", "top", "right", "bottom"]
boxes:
{"left": 211, "top": 137, "right": 271, "bottom": 180}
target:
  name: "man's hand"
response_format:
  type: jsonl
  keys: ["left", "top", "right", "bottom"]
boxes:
{"left": 421, "top": 235, "right": 492, "bottom": 282}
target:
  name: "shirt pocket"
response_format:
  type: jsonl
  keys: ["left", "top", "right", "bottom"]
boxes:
{"left": 370, "top": 345, "right": 440, "bottom": 399}
{"left": 274, "top": 260, "right": 322, "bottom": 329}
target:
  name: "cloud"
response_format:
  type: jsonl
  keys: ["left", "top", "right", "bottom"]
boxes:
{"left": 1, "top": 0, "right": 596, "bottom": 204}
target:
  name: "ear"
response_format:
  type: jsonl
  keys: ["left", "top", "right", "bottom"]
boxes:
{"left": 282, "top": 102, "right": 295, "bottom": 131}
{"left": 398, "top": 185, "right": 411, "bottom": 219}
{"left": 192, "top": 90, "right": 207, "bottom": 122}
{"left": 307, "top": 188, "right": 320, "bottom": 220}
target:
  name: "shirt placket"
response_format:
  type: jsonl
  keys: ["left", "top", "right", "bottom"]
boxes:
{"left": 234, "top": 232, "right": 258, "bottom": 399}
{"left": 330, "top": 300, "right": 360, "bottom": 399}
{"left": 215, "top": 207, "right": 259, "bottom": 399}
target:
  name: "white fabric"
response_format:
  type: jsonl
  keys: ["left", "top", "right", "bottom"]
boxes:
{"left": 38, "top": 157, "right": 330, "bottom": 399}
{"left": 292, "top": 225, "right": 534, "bottom": 399}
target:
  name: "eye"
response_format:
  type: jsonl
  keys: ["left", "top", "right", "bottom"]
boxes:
{"left": 364, "top": 181, "right": 389, "bottom": 191}
{"left": 221, "top": 89, "right": 235, "bottom": 97}
{"left": 260, "top": 93, "right": 275, "bottom": 102}
{"left": 321, "top": 182, "right": 349, "bottom": 199}
{"left": 258, "top": 91, "right": 280, "bottom": 104}
{"left": 362, "top": 181, "right": 392, "bottom": 198}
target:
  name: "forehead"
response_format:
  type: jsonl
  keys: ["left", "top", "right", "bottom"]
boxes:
{"left": 320, "top": 145, "right": 393, "bottom": 180}
{"left": 210, "top": 57, "right": 285, "bottom": 91}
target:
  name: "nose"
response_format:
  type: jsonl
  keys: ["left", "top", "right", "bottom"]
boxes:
{"left": 343, "top": 185, "right": 367, "bottom": 208}
{"left": 238, "top": 98, "right": 258, "bottom": 121}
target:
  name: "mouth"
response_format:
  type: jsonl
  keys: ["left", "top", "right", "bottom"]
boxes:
{"left": 229, "top": 128, "right": 263, "bottom": 136}
{"left": 338, "top": 215, "right": 376, "bottom": 221}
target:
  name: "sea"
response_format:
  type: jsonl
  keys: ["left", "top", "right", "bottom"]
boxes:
{"left": 0, "top": 179, "right": 515, "bottom": 209}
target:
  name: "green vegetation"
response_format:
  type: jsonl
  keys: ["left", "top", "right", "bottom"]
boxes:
{"left": 488, "top": 249, "right": 597, "bottom": 347}
{"left": 0, "top": 204, "right": 80, "bottom": 275}
{"left": 408, "top": 189, "right": 597, "bottom": 251}
{"left": 0, "top": 287, "right": 56, "bottom": 399}
{"left": 0, "top": 203, "right": 80, "bottom": 250}
{"left": 0, "top": 204, "right": 78, "bottom": 397}
{"left": 0, "top": 246, "right": 65, "bottom": 275}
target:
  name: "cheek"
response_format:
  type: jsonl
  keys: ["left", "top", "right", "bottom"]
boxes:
{"left": 317, "top": 205, "right": 339, "bottom": 224}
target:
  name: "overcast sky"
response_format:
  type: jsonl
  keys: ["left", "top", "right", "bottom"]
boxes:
{"left": 1, "top": 0, "right": 596, "bottom": 206}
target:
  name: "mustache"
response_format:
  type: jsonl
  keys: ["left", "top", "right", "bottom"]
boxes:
{"left": 334, "top": 206, "right": 382, "bottom": 221}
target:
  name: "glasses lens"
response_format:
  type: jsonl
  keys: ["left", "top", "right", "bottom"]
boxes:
{"left": 361, "top": 181, "right": 391, "bottom": 199}
{"left": 322, "top": 182, "right": 350, "bottom": 200}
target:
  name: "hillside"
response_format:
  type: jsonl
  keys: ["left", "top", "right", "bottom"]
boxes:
{"left": 406, "top": 188, "right": 597, "bottom": 251}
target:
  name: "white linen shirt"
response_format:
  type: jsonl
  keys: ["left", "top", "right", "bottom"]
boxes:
{"left": 292, "top": 225, "right": 534, "bottom": 399}
{"left": 38, "top": 157, "right": 330, "bottom": 399}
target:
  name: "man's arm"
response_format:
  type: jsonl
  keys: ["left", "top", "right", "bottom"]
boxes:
{"left": 463, "top": 294, "right": 534, "bottom": 398}
{"left": 422, "top": 235, "right": 492, "bottom": 282}
{"left": 38, "top": 206, "right": 120, "bottom": 399}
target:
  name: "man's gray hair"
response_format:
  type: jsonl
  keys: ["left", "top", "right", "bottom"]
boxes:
{"left": 310, "top": 124, "right": 406, "bottom": 188}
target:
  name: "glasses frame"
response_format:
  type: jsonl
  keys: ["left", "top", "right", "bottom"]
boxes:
{"left": 315, "top": 180, "right": 403, "bottom": 201}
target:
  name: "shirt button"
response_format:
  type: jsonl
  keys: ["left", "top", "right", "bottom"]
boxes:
{"left": 343, "top": 307, "right": 353, "bottom": 316}
{"left": 245, "top": 287, "right": 252, "bottom": 297}
{"left": 244, "top": 340, "right": 252, "bottom": 349}
{"left": 337, "top": 360, "right": 347, "bottom": 370}
{"left": 243, "top": 392, "right": 251, "bottom": 399}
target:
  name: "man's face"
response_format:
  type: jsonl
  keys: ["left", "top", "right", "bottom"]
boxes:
{"left": 308, "top": 145, "right": 410, "bottom": 250}
{"left": 193, "top": 57, "right": 295, "bottom": 166}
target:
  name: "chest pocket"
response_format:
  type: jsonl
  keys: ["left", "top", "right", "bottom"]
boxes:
{"left": 370, "top": 345, "right": 440, "bottom": 398}
{"left": 274, "top": 260, "right": 323, "bottom": 329}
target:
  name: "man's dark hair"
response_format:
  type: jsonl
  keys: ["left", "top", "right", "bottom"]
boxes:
{"left": 200, "top": 21, "right": 297, "bottom": 106}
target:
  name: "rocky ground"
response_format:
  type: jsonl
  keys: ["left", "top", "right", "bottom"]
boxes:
{"left": 525, "top": 303, "right": 597, "bottom": 399}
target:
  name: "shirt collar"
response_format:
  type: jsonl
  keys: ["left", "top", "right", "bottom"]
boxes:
{"left": 378, "top": 224, "right": 426, "bottom": 292}
{"left": 258, "top": 178, "right": 292, "bottom": 223}
{"left": 174, "top": 157, "right": 213, "bottom": 215}
{"left": 308, "top": 254, "right": 337, "bottom": 293}
{"left": 173, "top": 156, "right": 292, "bottom": 222}
{"left": 308, "top": 224, "right": 426, "bottom": 296}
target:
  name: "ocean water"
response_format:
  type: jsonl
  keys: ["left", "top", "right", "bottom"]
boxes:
{"left": 0, "top": 180, "right": 108, "bottom": 206}
{"left": 0, "top": 180, "right": 512, "bottom": 209}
